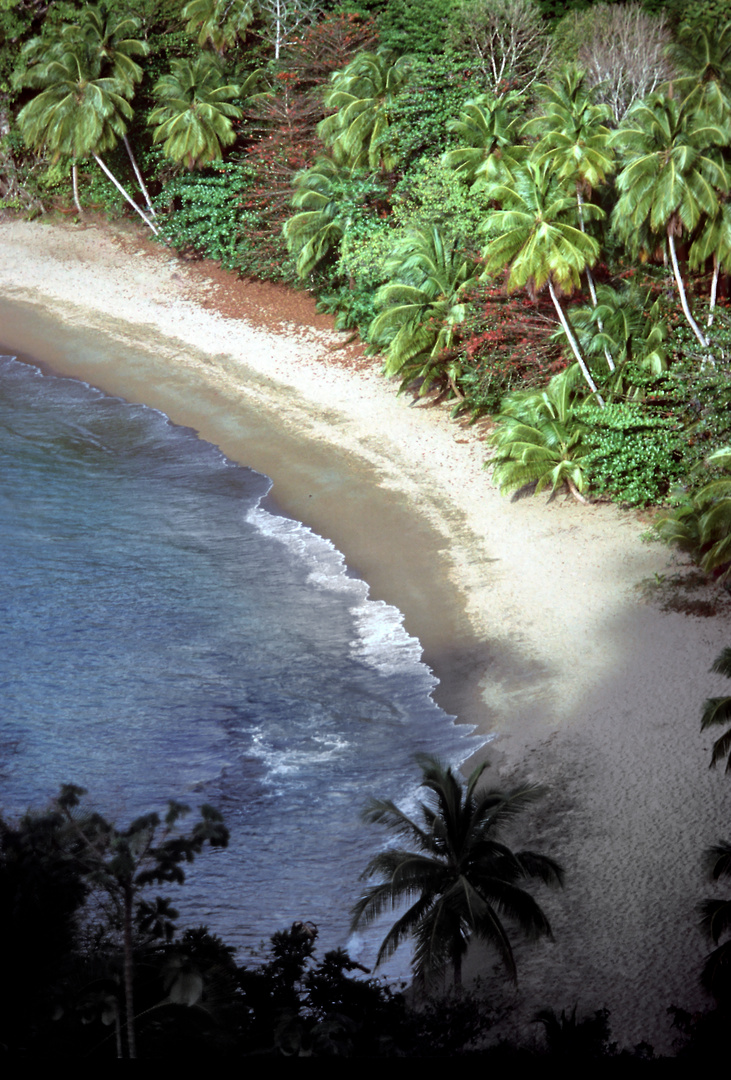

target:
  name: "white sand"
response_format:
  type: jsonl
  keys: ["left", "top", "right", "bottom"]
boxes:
{"left": 2, "top": 217, "right": 730, "bottom": 1054}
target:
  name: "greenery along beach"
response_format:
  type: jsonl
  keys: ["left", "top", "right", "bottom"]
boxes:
{"left": 3, "top": 0, "right": 731, "bottom": 1060}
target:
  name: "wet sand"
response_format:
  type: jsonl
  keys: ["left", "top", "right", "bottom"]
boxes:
{"left": 2, "top": 217, "right": 731, "bottom": 1054}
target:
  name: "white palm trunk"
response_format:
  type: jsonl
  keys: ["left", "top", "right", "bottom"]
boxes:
{"left": 667, "top": 228, "right": 708, "bottom": 348}
{"left": 92, "top": 153, "right": 159, "bottom": 235}
{"left": 548, "top": 278, "right": 605, "bottom": 407}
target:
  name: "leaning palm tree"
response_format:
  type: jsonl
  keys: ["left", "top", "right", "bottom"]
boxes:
{"left": 16, "top": 3, "right": 152, "bottom": 218}
{"left": 526, "top": 68, "right": 616, "bottom": 370}
{"left": 352, "top": 755, "right": 563, "bottom": 989}
{"left": 481, "top": 159, "right": 606, "bottom": 404}
{"left": 149, "top": 54, "right": 242, "bottom": 170}
{"left": 16, "top": 46, "right": 158, "bottom": 233}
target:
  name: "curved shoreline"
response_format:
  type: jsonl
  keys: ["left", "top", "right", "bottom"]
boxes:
{"left": 2, "top": 217, "right": 731, "bottom": 1053}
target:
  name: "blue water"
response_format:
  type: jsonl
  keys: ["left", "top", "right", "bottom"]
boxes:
{"left": 0, "top": 353, "right": 478, "bottom": 966}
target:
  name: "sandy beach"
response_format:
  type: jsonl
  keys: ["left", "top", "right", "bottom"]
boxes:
{"left": 2, "top": 216, "right": 730, "bottom": 1054}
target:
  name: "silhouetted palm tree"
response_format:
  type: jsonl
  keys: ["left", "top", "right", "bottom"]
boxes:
{"left": 352, "top": 755, "right": 563, "bottom": 989}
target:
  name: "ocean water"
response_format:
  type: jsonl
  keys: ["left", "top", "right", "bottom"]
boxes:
{"left": 0, "top": 352, "right": 479, "bottom": 968}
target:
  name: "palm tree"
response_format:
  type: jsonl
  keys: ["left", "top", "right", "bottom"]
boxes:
{"left": 148, "top": 54, "right": 242, "bottom": 170}
{"left": 563, "top": 283, "right": 667, "bottom": 397}
{"left": 368, "top": 225, "right": 480, "bottom": 396}
{"left": 182, "top": 0, "right": 256, "bottom": 55}
{"left": 700, "top": 646, "right": 731, "bottom": 772}
{"left": 318, "top": 49, "right": 411, "bottom": 172}
{"left": 16, "top": 46, "right": 158, "bottom": 233}
{"left": 351, "top": 755, "right": 563, "bottom": 989}
{"left": 612, "top": 92, "right": 731, "bottom": 348}
{"left": 488, "top": 366, "right": 592, "bottom": 503}
{"left": 282, "top": 153, "right": 355, "bottom": 277}
{"left": 442, "top": 92, "right": 524, "bottom": 187}
{"left": 16, "top": 4, "right": 154, "bottom": 222}
{"left": 669, "top": 20, "right": 731, "bottom": 124}
{"left": 526, "top": 68, "right": 616, "bottom": 369}
{"left": 481, "top": 160, "right": 606, "bottom": 405}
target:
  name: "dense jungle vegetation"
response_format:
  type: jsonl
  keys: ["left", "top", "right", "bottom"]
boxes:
{"left": 4, "top": 0, "right": 731, "bottom": 581}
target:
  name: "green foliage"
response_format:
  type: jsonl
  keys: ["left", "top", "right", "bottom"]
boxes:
{"left": 181, "top": 0, "right": 255, "bottom": 54}
{"left": 157, "top": 161, "right": 255, "bottom": 268}
{"left": 442, "top": 90, "right": 525, "bottom": 187}
{"left": 655, "top": 447, "right": 731, "bottom": 581}
{"left": 376, "top": 0, "right": 456, "bottom": 56}
{"left": 318, "top": 48, "right": 412, "bottom": 171}
{"left": 284, "top": 155, "right": 386, "bottom": 278}
{"left": 149, "top": 52, "right": 243, "bottom": 169}
{"left": 388, "top": 54, "right": 485, "bottom": 171}
{"left": 488, "top": 366, "right": 594, "bottom": 500}
{"left": 369, "top": 223, "right": 480, "bottom": 394}
{"left": 580, "top": 401, "right": 684, "bottom": 506}
{"left": 352, "top": 754, "right": 563, "bottom": 987}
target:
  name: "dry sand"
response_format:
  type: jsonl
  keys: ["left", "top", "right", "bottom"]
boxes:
{"left": 2, "top": 216, "right": 730, "bottom": 1054}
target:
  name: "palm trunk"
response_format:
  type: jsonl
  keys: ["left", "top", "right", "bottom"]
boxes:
{"left": 667, "top": 228, "right": 708, "bottom": 347}
{"left": 92, "top": 153, "right": 159, "bottom": 236}
{"left": 72, "top": 162, "right": 82, "bottom": 214}
{"left": 708, "top": 253, "right": 719, "bottom": 328}
{"left": 122, "top": 135, "right": 156, "bottom": 220}
{"left": 548, "top": 279, "right": 605, "bottom": 407}
{"left": 576, "top": 191, "right": 615, "bottom": 372}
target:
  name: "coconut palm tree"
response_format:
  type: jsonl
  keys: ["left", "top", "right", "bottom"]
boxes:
{"left": 148, "top": 53, "right": 242, "bottom": 170}
{"left": 700, "top": 646, "right": 731, "bottom": 772}
{"left": 669, "top": 20, "right": 731, "bottom": 124}
{"left": 612, "top": 92, "right": 731, "bottom": 348}
{"left": 16, "top": 3, "right": 153, "bottom": 220}
{"left": 489, "top": 365, "right": 593, "bottom": 503}
{"left": 318, "top": 49, "right": 411, "bottom": 172}
{"left": 562, "top": 283, "right": 667, "bottom": 397}
{"left": 481, "top": 160, "right": 606, "bottom": 404}
{"left": 283, "top": 153, "right": 356, "bottom": 277}
{"left": 182, "top": 0, "right": 256, "bottom": 55}
{"left": 526, "top": 67, "right": 616, "bottom": 369}
{"left": 16, "top": 46, "right": 158, "bottom": 233}
{"left": 368, "top": 225, "right": 480, "bottom": 396}
{"left": 442, "top": 92, "right": 524, "bottom": 187}
{"left": 351, "top": 755, "right": 563, "bottom": 989}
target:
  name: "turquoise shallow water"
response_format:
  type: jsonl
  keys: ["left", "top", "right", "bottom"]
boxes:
{"left": 0, "top": 352, "right": 478, "bottom": 965}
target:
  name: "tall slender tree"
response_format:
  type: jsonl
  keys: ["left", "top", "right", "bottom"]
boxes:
{"left": 15, "top": 45, "right": 158, "bottom": 232}
{"left": 612, "top": 92, "right": 731, "bottom": 349}
{"left": 481, "top": 160, "right": 606, "bottom": 404}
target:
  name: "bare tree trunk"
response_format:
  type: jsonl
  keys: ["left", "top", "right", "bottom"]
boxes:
{"left": 667, "top": 229, "right": 708, "bottom": 347}
{"left": 122, "top": 135, "right": 156, "bottom": 219}
{"left": 548, "top": 279, "right": 605, "bottom": 407}
{"left": 92, "top": 153, "right": 158, "bottom": 235}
